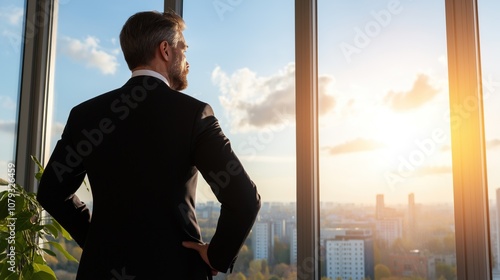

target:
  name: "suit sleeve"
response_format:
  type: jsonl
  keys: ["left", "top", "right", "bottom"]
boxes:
{"left": 37, "top": 110, "right": 91, "bottom": 248}
{"left": 193, "top": 104, "right": 261, "bottom": 272}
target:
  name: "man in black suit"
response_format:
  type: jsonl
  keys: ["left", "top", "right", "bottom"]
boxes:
{"left": 37, "top": 10, "right": 261, "bottom": 279}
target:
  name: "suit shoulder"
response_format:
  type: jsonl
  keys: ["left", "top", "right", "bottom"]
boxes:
{"left": 171, "top": 89, "right": 208, "bottom": 107}
{"left": 71, "top": 88, "right": 121, "bottom": 112}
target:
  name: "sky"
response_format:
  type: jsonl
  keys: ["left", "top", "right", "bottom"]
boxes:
{"left": 1, "top": 0, "right": 499, "bottom": 206}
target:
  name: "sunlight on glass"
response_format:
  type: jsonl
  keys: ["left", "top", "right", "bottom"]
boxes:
{"left": 318, "top": 1, "right": 456, "bottom": 279}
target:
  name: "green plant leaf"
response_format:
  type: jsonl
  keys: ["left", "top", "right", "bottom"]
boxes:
{"left": 31, "top": 156, "right": 45, "bottom": 182}
{"left": 25, "top": 263, "right": 58, "bottom": 280}
{"left": 13, "top": 211, "right": 36, "bottom": 232}
{"left": 0, "top": 260, "right": 18, "bottom": 279}
{"left": 31, "top": 155, "right": 45, "bottom": 173}
{"left": 31, "top": 270, "right": 57, "bottom": 280}
{"left": 34, "top": 254, "right": 46, "bottom": 264}
{"left": 30, "top": 271, "right": 57, "bottom": 280}
{"left": 43, "top": 224, "right": 59, "bottom": 239}
{"left": 47, "top": 241, "right": 78, "bottom": 263}
{"left": 51, "top": 218, "right": 72, "bottom": 241}
{"left": 3, "top": 273, "right": 19, "bottom": 280}
{"left": 0, "top": 191, "right": 10, "bottom": 220}
{"left": 41, "top": 248, "right": 56, "bottom": 257}
{"left": 0, "top": 237, "right": 8, "bottom": 253}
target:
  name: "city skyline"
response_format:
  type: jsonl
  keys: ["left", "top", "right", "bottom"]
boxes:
{"left": 1, "top": 1, "right": 499, "bottom": 206}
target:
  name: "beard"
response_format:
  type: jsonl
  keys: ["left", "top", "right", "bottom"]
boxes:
{"left": 168, "top": 56, "right": 188, "bottom": 91}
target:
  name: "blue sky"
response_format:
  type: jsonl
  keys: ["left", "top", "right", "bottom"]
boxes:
{"left": 1, "top": 0, "right": 499, "bottom": 206}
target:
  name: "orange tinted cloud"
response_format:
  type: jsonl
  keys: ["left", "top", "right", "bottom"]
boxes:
{"left": 325, "top": 138, "right": 386, "bottom": 155}
{"left": 383, "top": 74, "right": 439, "bottom": 111}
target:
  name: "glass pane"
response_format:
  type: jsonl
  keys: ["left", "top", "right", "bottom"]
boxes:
{"left": 478, "top": 1, "right": 500, "bottom": 279}
{"left": 49, "top": 1, "right": 161, "bottom": 277}
{"left": 183, "top": 1, "right": 296, "bottom": 279}
{"left": 0, "top": 0, "right": 23, "bottom": 188}
{"left": 318, "top": 1, "right": 456, "bottom": 280}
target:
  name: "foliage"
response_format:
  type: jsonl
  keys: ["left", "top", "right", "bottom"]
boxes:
{"left": 226, "top": 272, "right": 247, "bottom": 280}
{"left": 0, "top": 156, "right": 78, "bottom": 280}
{"left": 374, "top": 264, "right": 391, "bottom": 280}
{"left": 436, "top": 262, "right": 456, "bottom": 280}
{"left": 273, "top": 237, "right": 290, "bottom": 264}
{"left": 232, "top": 244, "right": 253, "bottom": 274}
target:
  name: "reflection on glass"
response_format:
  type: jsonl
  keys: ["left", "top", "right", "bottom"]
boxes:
{"left": 0, "top": 0, "right": 24, "bottom": 183}
{"left": 184, "top": 1, "right": 296, "bottom": 279}
{"left": 318, "top": 1, "right": 456, "bottom": 279}
{"left": 478, "top": 1, "right": 500, "bottom": 279}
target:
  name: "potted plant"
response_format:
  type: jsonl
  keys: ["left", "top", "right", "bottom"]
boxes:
{"left": 0, "top": 156, "right": 78, "bottom": 280}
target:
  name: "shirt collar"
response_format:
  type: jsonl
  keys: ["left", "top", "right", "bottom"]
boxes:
{"left": 131, "top": 69, "right": 170, "bottom": 87}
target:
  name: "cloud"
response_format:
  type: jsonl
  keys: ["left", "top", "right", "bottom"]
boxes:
{"left": 0, "top": 5, "right": 23, "bottom": 51}
{"left": 0, "top": 96, "right": 16, "bottom": 110}
{"left": 60, "top": 36, "right": 120, "bottom": 75}
{"left": 0, "top": 120, "right": 16, "bottom": 134}
{"left": 51, "top": 122, "right": 65, "bottom": 138}
{"left": 324, "top": 138, "right": 386, "bottom": 155}
{"left": 0, "top": 6, "right": 23, "bottom": 26}
{"left": 383, "top": 74, "right": 440, "bottom": 111}
{"left": 212, "top": 63, "right": 336, "bottom": 132}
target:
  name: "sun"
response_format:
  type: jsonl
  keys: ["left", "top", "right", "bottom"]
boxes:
{"left": 369, "top": 109, "right": 421, "bottom": 151}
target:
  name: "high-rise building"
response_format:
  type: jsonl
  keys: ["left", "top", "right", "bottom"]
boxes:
{"left": 325, "top": 228, "right": 374, "bottom": 280}
{"left": 375, "top": 218, "right": 403, "bottom": 248}
{"left": 389, "top": 250, "right": 428, "bottom": 278}
{"left": 376, "top": 194, "right": 385, "bottom": 219}
{"left": 374, "top": 194, "right": 403, "bottom": 247}
{"left": 273, "top": 219, "right": 286, "bottom": 241}
{"left": 408, "top": 193, "right": 417, "bottom": 243}
{"left": 290, "top": 227, "right": 297, "bottom": 265}
{"left": 252, "top": 221, "right": 274, "bottom": 262}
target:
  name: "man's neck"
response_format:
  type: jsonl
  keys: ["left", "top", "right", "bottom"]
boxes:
{"left": 131, "top": 68, "right": 170, "bottom": 87}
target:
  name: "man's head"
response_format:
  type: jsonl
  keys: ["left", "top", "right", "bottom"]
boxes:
{"left": 120, "top": 11, "right": 189, "bottom": 90}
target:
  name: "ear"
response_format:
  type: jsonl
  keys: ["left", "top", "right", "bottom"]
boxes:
{"left": 160, "top": 41, "right": 171, "bottom": 62}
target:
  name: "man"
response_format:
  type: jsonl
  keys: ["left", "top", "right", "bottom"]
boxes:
{"left": 37, "top": 11, "right": 261, "bottom": 279}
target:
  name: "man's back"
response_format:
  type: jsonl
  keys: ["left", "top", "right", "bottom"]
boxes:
{"left": 38, "top": 76, "right": 261, "bottom": 279}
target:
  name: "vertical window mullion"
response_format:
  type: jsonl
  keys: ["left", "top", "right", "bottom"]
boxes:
{"left": 16, "top": 0, "right": 57, "bottom": 192}
{"left": 164, "top": 0, "right": 183, "bottom": 16}
{"left": 445, "top": 0, "right": 491, "bottom": 278}
{"left": 295, "top": 0, "right": 320, "bottom": 279}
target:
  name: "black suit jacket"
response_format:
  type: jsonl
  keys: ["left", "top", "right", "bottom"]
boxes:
{"left": 37, "top": 76, "right": 261, "bottom": 279}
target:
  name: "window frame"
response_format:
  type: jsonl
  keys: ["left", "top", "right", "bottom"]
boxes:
{"left": 445, "top": 0, "right": 492, "bottom": 278}
{"left": 16, "top": 0, "right": 493, "bottom": 278}
{"left": 16, "top": 0, "right": 58, "bottom": 192}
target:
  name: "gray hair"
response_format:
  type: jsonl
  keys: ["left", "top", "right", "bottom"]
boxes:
{"left": 119, "top": 10, "right": 186, "bottom": 70}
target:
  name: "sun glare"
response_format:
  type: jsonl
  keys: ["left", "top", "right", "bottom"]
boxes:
{"left": 370, "top": 110, "right": 419, "bottom": 151}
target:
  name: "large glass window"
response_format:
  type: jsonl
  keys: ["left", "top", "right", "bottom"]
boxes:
{"left": 48, "top": 1, "right": 161, "bottom": 277}
{"left": 478, "top": 1, "right": 500, "bottom": 279}
{"left": 0, "top": 0, "right": 24, "bottom": 186}
{"left": 183, "top": 1, "right": 297, "bottom": 279}
{"left": 318, "top": 1, "right": 456, "bottom": 279}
